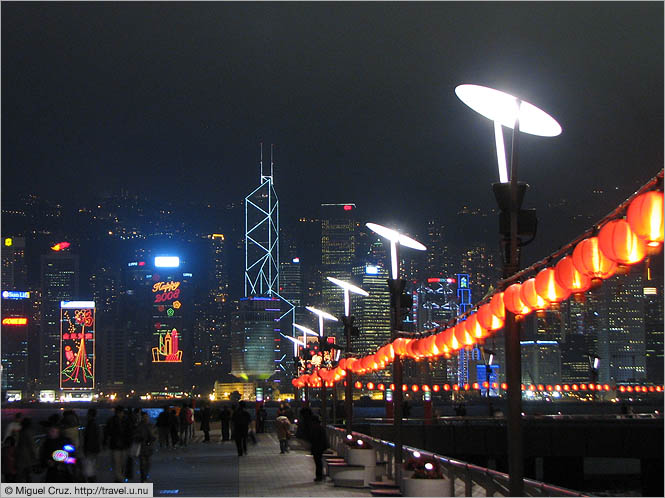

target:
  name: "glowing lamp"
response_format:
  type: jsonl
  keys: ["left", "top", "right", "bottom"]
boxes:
{"left": 580, "top": 384, "right": 587, "bottom": 391}
{"left": 422, "top": 385, "right": 430, "bottom": 392}
{"left": 598, "top": 219, "right": 647, "bottom": 265}
{"left": 503, "top": 283, "right": 532, "bottom": 316}
{"left": 392, "top": 337, "right": 409, "bottom": 356}
{"left": 454, "top": 322, "right": 475, "bottom": 348}
{"left": 477, "top": 303, "right": 504, "bottom": 331}
{"left": 463, "top": 384, "right": 470, "bottom": 391}
{"left": 529, "top": 385, "right": 536, "bottom": 391}
{"left": 433, "top": 385, "right": 440, "bottom": 392}
{"left": 443, "top": 384, "right": 450, "bottom": 391}
{"left": 535, "top": 267, "right": 571, "bottom": 304}
{"left": 402, "top": 384, "right": 408, "bottom": 392}
{"left": 648, "top": 386, "right": 655, "bottom": 392}
{"left": 365, "top": 222, "right": 426, "bottom": 279}
{"left": 354, "top": 381, "right": 362, "bottom": 389}
{"left": 519, "top": 278, "right": 549, "bottom": 312}
{"left": 572, "top": 237, "right": 617, "bottom": 281}
{"left": 378, "top": 383, "right": 385, "bottom": 391}
{"left": 464, "top": 314, "right": 487, "bottom": 341}
{"left": 411, "top": 384, "right": 419, "bottom": 392}
{"left": 482, "top": 382, "right": 489, "bottom": 389}
{"left": 453, "top": 384, "right": 460, "bottom": 391}
{"left": 444, "top": 327, "right": 461, "bottom": 351}
{"left": 537, "top": 384, "right": 544, "bottom": 391}
{"left": 424, "top": 463, "right": 434, "bottom": 471}
{"left": 554, "top": 256, "right": 591, "bottom": 294}
{"left": 604, "top": 384, "right": 611, "bottom": 391}
{"left": 490, "top": 292, "right": 506, "bottom": 320}
{"left": 472, "top": 383, "right": 480, "bottom": 390}
{"left": 627, "top": 190, "right": 664, "bottom": 246}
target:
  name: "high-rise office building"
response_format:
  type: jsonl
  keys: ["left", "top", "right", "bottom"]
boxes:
{"left": 644, "top": 259, "right": 664, "bottom": 384}
{"left": 350, "top": 264, "right": 391, "bottom": 360}
{"left": 321, "top": 203, "right": 357, "bottom": 330}
{"left": 40, "top": 252, "right": 79, "bottom": 388}
{"left": 520, "top": 340, "right": 562, "bottom": 386}
{"left": 1, "top": 291, "right": 31, "bottom": 397}
{"left": 2, "top": 236, "right": 27, "bottom": 290}
{"left": 425, "top": 220, "right": 454, "bottom": 278}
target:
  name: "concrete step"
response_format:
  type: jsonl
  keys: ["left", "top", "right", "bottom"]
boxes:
{"left": 370, "top": 488, "right": 402, "bottom": 496}
{"left": 369, "top": 480, "right": 398, "bottom": 488}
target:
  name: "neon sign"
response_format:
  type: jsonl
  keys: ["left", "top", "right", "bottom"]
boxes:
{"left": 51, "top": 241, "right": 71, "bottom": 251}
{"left": 5, "top": 238, "right": 12, "bottom": 246}
{"left": 152, "top": 281, "right": 181, "bottom": 303}
{"left": 2, "top": 291, "right": 30, "bottom": 300}
{"left": 2, "top": 317, "right": 27, "bottom": 325}
{"left": 60, "top": 304, "right": 95, "bottom": 389}
{"left": 152, "top": 328, "right": 182, "bottom": 362}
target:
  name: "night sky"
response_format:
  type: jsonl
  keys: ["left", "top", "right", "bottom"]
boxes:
{"left": 2, "top": 2, "right": 663, "bottom": 261}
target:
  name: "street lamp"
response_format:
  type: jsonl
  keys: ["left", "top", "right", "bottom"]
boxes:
{"left": 366, "top": 222, "right": 426, "bottom": 485}
{"left": 306, "top": 306, "right": 339, "bottom": 426}
{"left": 327, "top": 277, "right": 369, "bottom": 433}
{"left": 456, "top": 83, "right": 562, "bottom": 497}
{"left": 586, "top": 354, "right": 600, "bottom": 401}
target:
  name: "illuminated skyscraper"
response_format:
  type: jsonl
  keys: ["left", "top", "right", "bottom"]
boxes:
{"left": 2, "top": 236, "right": 27, "bottom": 290}
{"left": 40, "top": 252, "right": 79, "bottom": 388}
{"left": 644, "top": 261, "right": 664, "bottom": 384}
{"left": 351, "top": 263, "right": 391, "bottom": 356}
{"left": 1, "top": 291, "right": 31, "bottom": 396}
{"left": 321, "top": 203, "right": 357, "bottom": 331}
{"left": 520, "top": 340, "right": 562, "bottom": 386}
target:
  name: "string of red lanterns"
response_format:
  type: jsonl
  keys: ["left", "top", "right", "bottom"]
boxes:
{"left": 292, "top": 174, "right": 664, "bottom": 391}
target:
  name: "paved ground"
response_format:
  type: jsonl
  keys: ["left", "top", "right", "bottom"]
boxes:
{"left": 87, "top": 429, "right": 370, "bottom": 497}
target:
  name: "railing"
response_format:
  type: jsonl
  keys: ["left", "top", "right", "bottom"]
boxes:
{"left": 326, "top": 425, "right": 587, "bottom": 497}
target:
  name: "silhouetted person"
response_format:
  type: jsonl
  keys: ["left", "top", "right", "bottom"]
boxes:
{"left": 136, "top": 412, "right": 156, "bottom": 482}
{"left": 83, "top": 408, "right": 101, "bottom": 482}
{"left": 200, "top": 403, "right": 211, "bottom": 442}
{"left": 156, "top": 408, "right": 170, "bottom": 448}
{"left": 220, "top": 406, "right": 231, "bottom": 442}
{"left": 104, "top": 407, "right": 131, "bottom": 482}
{"left": 257, "top": 406, "right": 267, "bottom": 433}
{"left": 296, "top": 405, "right": 313, "bottom": 442}
{"left": 309, "top": 415, "right": 328, "bottom": 482}
{"left": 402, "top": 401, "right": 412, "bottom": 418}
{"left": 40, "top": 415, "right": 76, "bottom": 482}
{"left": 15, "top": 418, "right": 36, "bottom": 483}
{"left": 168, "top": 409, "right": 180, "bottom": 447}
{"left": 232, "top": 401, "right": 251, "bottom": 456}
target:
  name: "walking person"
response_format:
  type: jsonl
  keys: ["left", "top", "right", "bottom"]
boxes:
{"left": 3, "top": 413, "right": 23, "bottom": 443}
{"left": 125, "top": 408, "right": 141, "bottom": 481}
{"left": 220, "top": 406, "right": 231, "bottom": 442}
{"left": 40, "top": 415, "right": 77, "bottom": 483}
{"left": 178, "top": 403, "right": 189, "bottom": 447}
{"left": 61, "top": 409, "right": 81, "bottom": 450}
{"left": 200, "top": 403, "right": 211, "bottom": 442}
{"left": 309, "top": 415, "right": 328, "bottom": 482}
{"left": 104, "top": 407, "right": 130, "bottom": 482}
{"left": 257, "top": 406, "right": 267, "bottom": 434}
{"left": 231, "top": 401, "right": 251, "bottom": 456}
{"left": 83, "top": 408, "right": 101, "bottom": 482}
{"left": 2, "top": 435, "right": 18, "bottom": 482}
{"left": 156, "top": 407, "right": 170, "bottom": 449}
{"left": 136, "top": 412, "right": 156, "bottom": 483}
{"left": 15, "top": 418, "right": 36, "bottom": 483}
{"left": 168, "top": 409, "right": 180, "bottom": 447}
{"left": 275, "top": 415, "right": 291, "bottom": 454}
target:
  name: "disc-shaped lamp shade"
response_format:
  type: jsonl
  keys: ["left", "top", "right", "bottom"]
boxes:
{"left": 454, "top": 84, "right": 562, "bottom": 137}
{"left": 490, "top": 292, "right": 506, "bottom": 320}
{"left": 326, "top": 276, "right": 369, "bottom": 296}
{"left": 554, "top": 256, "right": 591, "bottom": 294}
{"left": 293, "top": 323, "right": 318, "bottom": 337}
{"left": 627, "top": 191, "right": 664, "bottom": 246}
{"left": 504, "top": 283, "right": 532, "bottom": 316}
{"left": 535, "top": 267, "right": 571, "bottom": 304}
{"left": 597, "top": 219, "right": 647, "bottom": 265}
{"left": 520, "top": 278, "right": 549, "bottom": 312}
{"left": 572, "top": 237, "right": 618, "bottom": 280}
{"left": 477, "top": 303, "right": 504, "bottom": 331}
{"left": 306, "top": 306, "right": 339, "bottom": 322}
{"left": 366, "top": 223, "right": 427, "bottom": 251}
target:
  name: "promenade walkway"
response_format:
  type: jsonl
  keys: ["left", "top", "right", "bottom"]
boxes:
{"left": 49, "top": 429, "right": 371, "bottom": 497}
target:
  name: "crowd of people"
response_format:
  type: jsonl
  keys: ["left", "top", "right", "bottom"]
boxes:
{"left": 1, "top": 400, "right": 329, "bottom": 484}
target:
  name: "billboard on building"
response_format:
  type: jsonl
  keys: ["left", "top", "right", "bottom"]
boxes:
{"left": 151, "top": 279, "right": 183, "bottom": 362}
{"left": 60, "top": 301, "right": 95, "bottom": 390}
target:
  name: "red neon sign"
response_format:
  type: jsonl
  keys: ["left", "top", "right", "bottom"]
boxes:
{"left": 60, "top": 307, "right": 94, "bottom": 389}
{"left": 51, "top": 242, "right": 71, "bottom": 251}
{"left": 2, "top": 317, "right": 27, "bottom": 325}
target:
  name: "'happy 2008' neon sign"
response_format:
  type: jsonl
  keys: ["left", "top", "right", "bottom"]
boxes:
{"left": 152, "top": 281, "right": 181, "bottom": 303}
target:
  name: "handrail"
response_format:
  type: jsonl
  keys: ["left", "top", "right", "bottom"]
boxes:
{"left": 326, "top": 425, "right": 587, "bottom": 497}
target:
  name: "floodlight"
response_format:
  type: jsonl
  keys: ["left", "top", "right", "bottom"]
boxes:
{"left": 366, "top": 223, "right": 426, "bottom": 279}
{"left": 454, "top": 85, "right": 562, "bottom": 137}
{"left": 154, "top": 256, "right": 180, "bottom": 268}
{"left": 293, "top": 323, "right": 318, "bottom": 338}
{"left": 280, "top": 333, "right": 306, "bottom": 348}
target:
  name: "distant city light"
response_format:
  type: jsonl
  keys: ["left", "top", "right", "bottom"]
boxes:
{"left": 365, "top": 265, "right": 379, "bottom": 275}
{"left": 51, "top": 241, "right": 71, "bottom": 251}
{"left": 292, "top": 257, "right": 300, "bottom": 263}
{"left": 61, "top": 301, "right": 95, "bottom": 309}
{"left": 155, "top": 256, "right": 180, "bottom": 267}
{"left": 4, "top": 238, "right": 12, "bottom": 246}
{"left": 343, "top": 205, "right": 353, "bottom": 211}
{"left": 644, "top": 287, "right": 657, "bottom": 295}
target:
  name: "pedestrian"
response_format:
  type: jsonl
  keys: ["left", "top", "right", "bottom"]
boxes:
{"left": 136, "top": 412, "right": 156, "bottom": 483}
{"left": 275, "top": 415, "right": 291, "bottom": 454}
{"left": 104, "top": 407, "right": 130, "bottom": 482}
{"left": 39, "top": 415, "right": 77, "bottom": 483}
{"left": 185, "top": 403, "right": 195, "bottom": 441}
{"left": 488, "top": 402, "right": 496, "bottom": 418}
{"left": 125, "top": 408, "right": 141, "bottom": 481}
{"left": 309, "top": 415, "right": 328, "bottom": 482}
{"left": 178, "top": 403, "right": 189, "bottom": 446}
{"left": 3, "top": 412, "right": 23, "bottom": 444}
{"left": 156, "top": 407, "right": 170, "bottom": 449}
{"left": 15, "top": 418, "right": 37, "bottom": 483}
{"left": 257, "top": 406, "right": 267, "bottom": 433}
{"left": 296, "top": 404, "right": 313, "bottom": 444}
{"left": 220, "top": 406, "right": 231, "bottom": 442}
{"left": 2, "top": 435, "right": 18, "bottom": 482}
{"left": 168, "top": 409, "right": 180, "bottom": 447}
{"left": 61, "top": 409, "right": 81, "bottom": 450}
{"left": 231, "top": 401, "right": 251, "bottom": 456}
{"left": 248, "top": 418, "right": 257, "bottom": 445}
{"left": 83, "top": 408, "right": 101, "bottom": 482}
{"left": 200, "top": 403, "right": 211, "bottom": 442}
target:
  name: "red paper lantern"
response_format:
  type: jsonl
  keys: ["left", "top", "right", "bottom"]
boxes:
{"left": 520, "top": 278, "right": 549, "bottom": 312}
{"left": 477, "top": 303, "right": 504, "bottom": 331}
{"left": 555, "top": 256, "right": 591, "bottom": 294}
{"left": 535, "top": 267, "right": 571, "bottom": 304}
{"left": 598, "top": 219, "right": 646, "bottom": 265}
{"left": 504, "top": 283, "right": 532, "bottom": 316}
{"left": 464, "top": 313, "right": 487, "bottom": 341}
{"left": 627, "top": 190, "right": 664, "bottom": 246}
{"left": 572, "top": 237, "right": 617, "bottom": 280}
{"left": 490, "top": 292, "right": 506, "bottom": 320}
{"left": 454, "top": 322, "right": 474, "bottom": 348}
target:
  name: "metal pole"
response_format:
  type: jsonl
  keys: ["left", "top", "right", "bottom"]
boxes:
{"left": 389, "top": 246, "right": 405, "bottom": 485}
{"left": 321, "top": 382, "right": 327, "bottom": 426}
{"left": 504, "top": 101, "right": 524, "bottom": 497}
{"left": 344, "top": 316, "right": 353, "bottom": 434}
